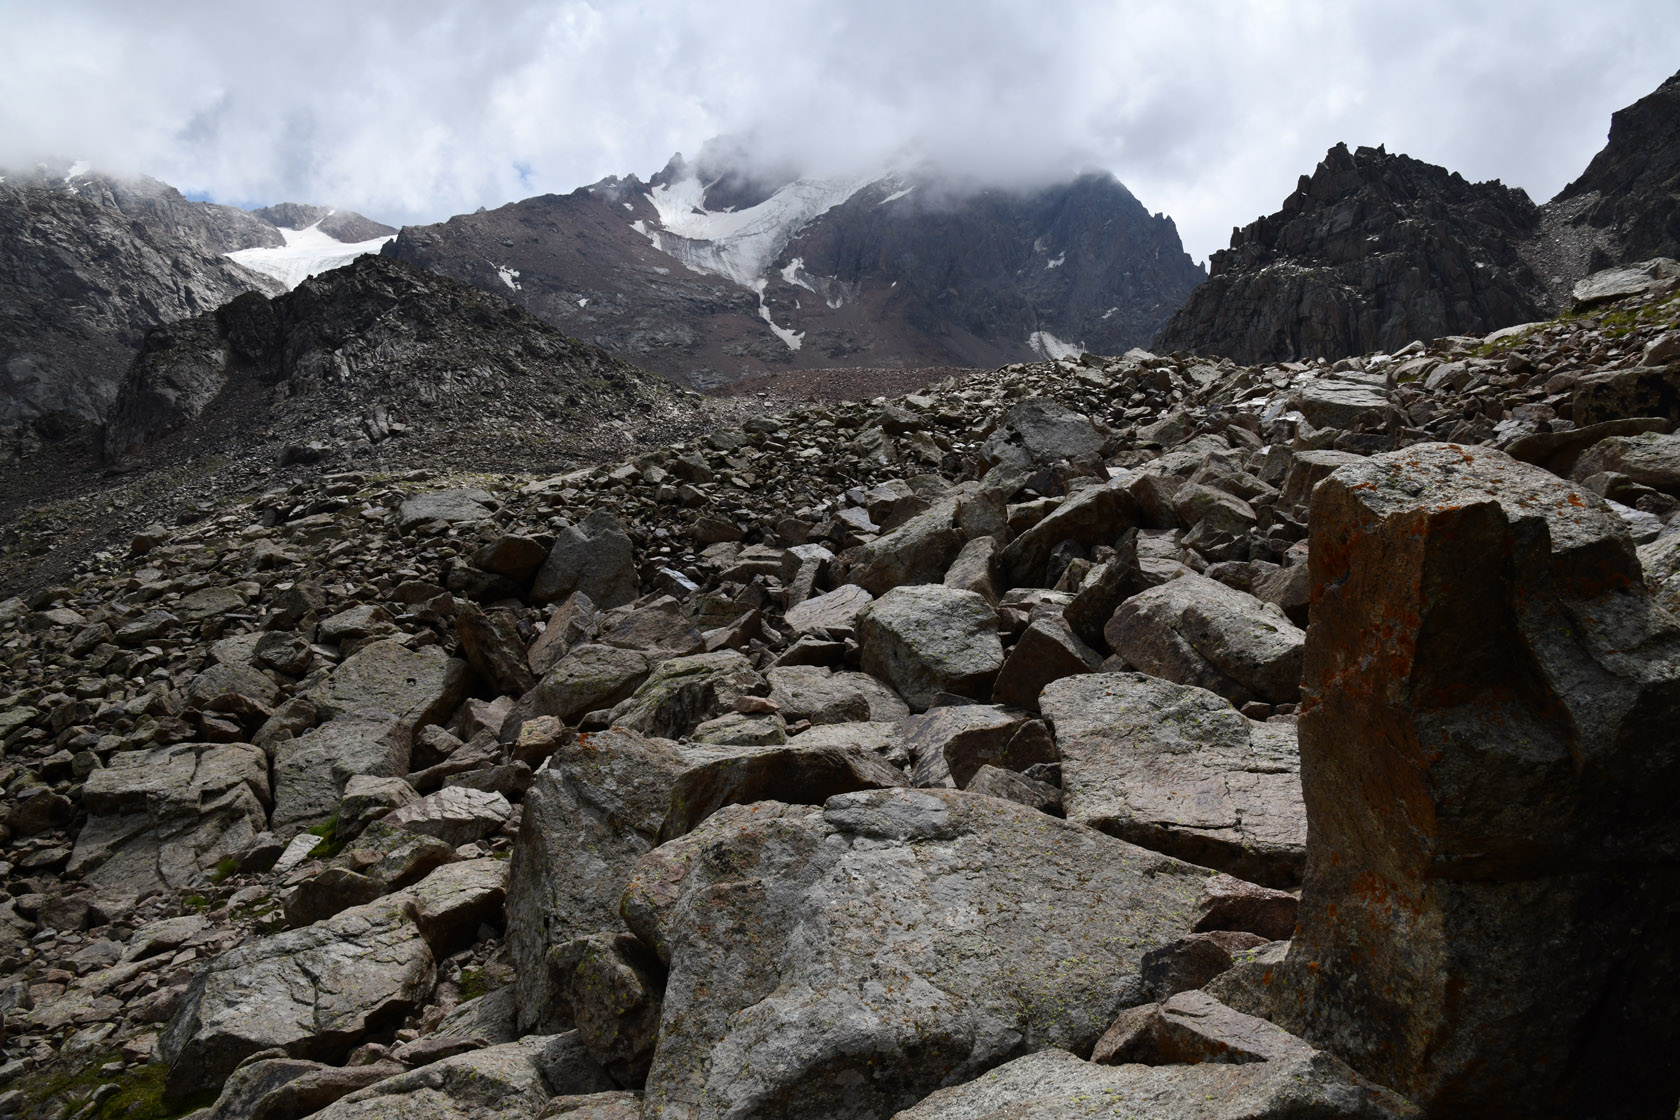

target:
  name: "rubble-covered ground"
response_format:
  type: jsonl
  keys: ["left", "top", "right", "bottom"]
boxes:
{"left": 0, "top": 261, "right": 1677, "bottom": 1118}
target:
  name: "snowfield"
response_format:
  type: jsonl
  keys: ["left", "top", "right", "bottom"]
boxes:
{"left": 1028, "top": 331, "right": 1085, "bottom": 360}
{"left": 227, "top": 222, "right": 395, "bottom": 289}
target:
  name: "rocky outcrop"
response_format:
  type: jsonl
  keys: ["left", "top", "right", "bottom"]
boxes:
{"left": 1551, "top": 68, "right": 1680, "bottom": 273}
{"left": 1280, "top": 443, "right": 1680, "bottom": 1116}
{"left": 1154, "top": 143, "right": 1549, "bottom": 363}
{"left": 100, "top": 253, "right": 697, "bottom": 471}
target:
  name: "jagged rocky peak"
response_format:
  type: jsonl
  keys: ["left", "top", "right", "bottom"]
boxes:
{"left": 385, "top": 140, "right": 1205, "bottom": 387}
{"left": 1153, "top": 142, "right": 1549, "bottom": 364}
{"left": 1552, "top": 67, "right": 1680, "bottom": 271}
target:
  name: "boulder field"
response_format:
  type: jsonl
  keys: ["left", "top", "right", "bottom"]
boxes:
{"left": 0, "top": 263, "right": 1678, "bottom": 1117}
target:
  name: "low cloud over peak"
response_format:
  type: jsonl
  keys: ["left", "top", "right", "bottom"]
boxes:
{"left": 2, "top": 0, "right": 1675, "bottom": 262}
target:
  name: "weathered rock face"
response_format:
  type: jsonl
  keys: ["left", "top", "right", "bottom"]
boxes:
{"left": 857, "top": 585, "right": 1004, "bottom": 710}
{"left": 1039, "top": 673, "right": 1304, "bottom": 888}
{"left": 157, "top": 896, "right": 435, "bottom": 1099}
{"left": 1552, "top": 68, "right": 1680, "bottom": 272}
{"left": 889, "top": 1045, "right": 1416, "bottom": 1120}
{"left": 1281, "top": 442, "right": 1680, "bottom": 1116}
{"left": 505, "top": 729, "right": 698, "bottom": 1034}
{"left": 1154, "top": 143, "right": 1549, "bottom": 363}
{"left": 624, "top": 789, "right": 1212, "bottom": 1120}
{"left": 68, "top": 742, "right": 270, "bottom": 897}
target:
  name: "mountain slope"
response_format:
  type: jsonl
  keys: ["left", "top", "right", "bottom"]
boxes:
{"left": 1152, "top": 143, "right": 1548, "bottom": 363}
{"left": 383, "top": 153, "right": 1204, "bottom": 387}
{"left": 102, "top": 253, "right": 697, "bottom": 475}
{"left": 0, "top": 167, "right": 286, "bottom": 426}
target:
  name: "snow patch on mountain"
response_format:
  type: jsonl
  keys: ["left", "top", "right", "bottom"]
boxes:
{"left": 496, "top": 265, "right": 521, "bottom": 291}
{"left": 227, "top": 223, "right": 394, "bottom": 289}
{"left": 752, "top": 279, "right": 803, "bottom": 351}
{"left": 1028, "top": 331, "right": 1084, "bottom": 360}
{"left": 644, "top": 172, "right": 875, "bottom": 289}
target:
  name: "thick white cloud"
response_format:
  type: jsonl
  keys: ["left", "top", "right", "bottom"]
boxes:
{"left": 1, "top": 0, "right": 1675, "bottom": 262}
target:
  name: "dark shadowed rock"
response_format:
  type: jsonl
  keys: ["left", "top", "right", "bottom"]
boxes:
{"left": 1281, "top": 442, "right": 1680, "bottom": 1116}
{"left": 532, "top": 511, "right": 639, "bottom": 608}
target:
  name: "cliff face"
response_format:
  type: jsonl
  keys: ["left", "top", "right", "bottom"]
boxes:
{"left": 1553, "top": 68, "right": 1680, "bottom": 271}
{"left": 383, "top": 159, "right": 1204, "bottom": 387}
{"left": 0, "top": 171, "right": 285, "bottom": 427}
{"left": 1153, "top": 143, "right": 1549, "bottom": 363}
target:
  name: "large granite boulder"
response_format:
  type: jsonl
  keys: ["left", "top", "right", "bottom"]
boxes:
{"left": 997, "top": 479, "right": 1138, "bottom": 589}
{"left": 157, "top": 897, "right": 435, "bottom": 1100}
{"left": 529, "top": 644, "right": 652, "bottom": 724}
{"left": 606, "top": 650, "right": 767, "bottom": 739}
{"left": 766, "top": 664, "right": 910, "bottom": 724}
{"left": 658, "top": 742, "right": 906, "bottom": 841}
{"left": 531, "top": 510, "right": 639, "bottom": 608}
{"left": 889, "top": 1045, "right": 1415, "bottom": 1120}
{"left": 623, "top": 788, "right": 1212, "bottom": 1120}
{"left": 505, "top": 729, "right": 701, "bottom": 1034}
{"left": 68, "top": 742, "right": 270, "bottom": 897}
{"left": 979, "top": 398, "right": 1107, "bottom": 469}
{"left": 1039, "top": 673, "right": 1305, "bottom": 888}
{"left": 1104, "top": 573, "right": 1304, "bottom": 706}
{"left": 858, "top": 586, "right": 1004, "bottom": 711}
{"left": 1280, "top": 443, "right": 1680, "bottom": 1116}
{"left": 849, "top": 497, "right": 965, "bottom": 596}
{"left": 305, "top": 639, "right": 470, "bottom": 742}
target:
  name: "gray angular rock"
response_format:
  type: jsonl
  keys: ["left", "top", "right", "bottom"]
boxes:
{"left": 990, "top": 616, "right": 1099, "bottom": 711}
{"left": 68, "top": 741, "right": 270, "bottom": 897}
{"left": 767, "top": 664, "right": 910, "bottom": 725}
{"left": 532, "top": 510, "right": 639, "bottom": 609}
{"left": 997, "top": 479, "right": 1138, "bottom": 589}
{"left": 1092, "top": 989, "right": 1313, "bottom": 1066}
{"left": 783, "top": 584, "right": 874, "bottom": 638}
{"left": 849, "top": 497, "right": 965, "bottom": 596}
{"left": 899, "top": 704, "right": 1049, "bottom": 788}
{"left": 551, "top": 932, "right": 665, "bottom": 1089}
{"left": 157, "top": 896, "right": 435, "bottom": 1100}
{"left": 606, "top": 650, "right": 766, "bottom": 739}
{"left": 387, "top": 786, "right": 513, "bottom": 846}
{"left": 888, "top": 1045, "right": 1415, "bottom": 1120}
{"left": 309, "top": 1034, "right": 608, "bottom": 1120}
{"left": 979, "top": 397, "right": 1107, "bottom": 468}
{"left": 1104, "top": 574, "right": 1304, "bottom": 706}
{"left": 529, "top": 643, "right": 652, "bottom": 725}
{"left": 858, "top": 585, "right": 1004, "bottom": 711}
{"left": 1039, "top": 673, "right": 1305, "bottom": 888}
{"left": 306, "top": 639, "right": 470, "bottom": 742}
{"left": 400, "top": 857, "right": 509, "bottom": 955}
{"left": 272, "top": 709, "right": 411, "bottom": 839}
{"left": 506, "top": 729, "right": 701, "bottom": 1034}
{"left": 399, "top": 488, "right": 496, "bottom": 531}
{"left": 625, "top": 788, "right": 1213, "bottom": 1120}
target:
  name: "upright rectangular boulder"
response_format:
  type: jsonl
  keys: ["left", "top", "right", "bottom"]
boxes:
{"left": 1280, "top": 443, "right": 1680, "bottom": 1117}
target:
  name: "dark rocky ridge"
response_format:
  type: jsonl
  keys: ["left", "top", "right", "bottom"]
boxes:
{"left": 101, "top": 253, "right": 699, "bottom": 472}
{"left": 1153, "top": 143, "right": 1549, "bottom": 364}
{"left": 1553, "top": 68, "right": 1680, "bottom": 272}
{"left": 383, "top": 160, "right": 1204, "bottom": 388}
{"left": 1155, "top": 70, "right": 1680, "bottom": 365}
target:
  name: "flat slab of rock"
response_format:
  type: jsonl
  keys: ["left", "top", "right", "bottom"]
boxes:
{"left": 625, "top": 787, "right": 1213, "bottom": 1120}
{"left": 858, "top": 585, "right": 1004, "bottom": 711}
{"left": 784, "top": 584, "right": 874, "bottom": 639}
{"left": 387, "top": 786, "right": 512, "bottom": 846}
{"left": 1040, "top": 673, "right": 1305, "bottom": 888}
{"left": 305, "top": 639, "right": 469, "bottom": 742}
{"left": 1092, "top": 989, "right": 1314, "bottom": 1065}
{"left": 69, "top": 742, "right": 270, "bottom": 897}
{"left": 399, "top": 488, "right": 495, "bottom": 530}
{"left": 1105, "top": 573, "right": 1304, "bottom": 706}
{"left": 889, "top": 1045, "right": 1415, "bottom": 1120}
{"left": 157, "top": 897, "right": 435, "bottom": 1100}
{"left": 399, "top": 857, "right": 509, "bottom": 954}
{"left": 767, "top": 664, "right": 909, "bottom": 724}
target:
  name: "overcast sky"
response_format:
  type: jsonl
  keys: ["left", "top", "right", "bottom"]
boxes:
{"left": 2, "top": 0, "right": 1675, "bottom": 263}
